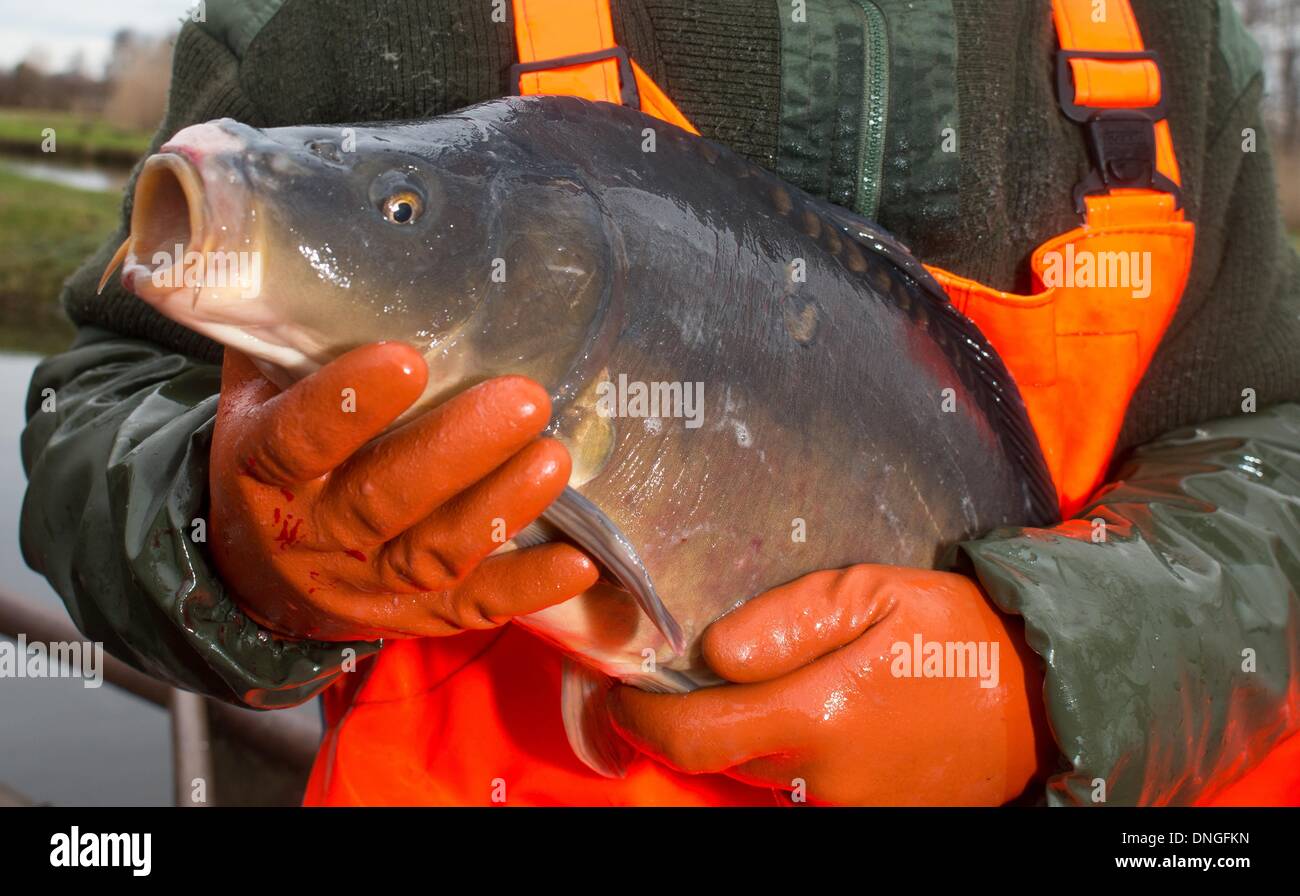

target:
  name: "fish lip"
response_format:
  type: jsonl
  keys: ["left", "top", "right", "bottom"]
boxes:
{"left": 158, "top": 141, "right": 204, "bottom": 169}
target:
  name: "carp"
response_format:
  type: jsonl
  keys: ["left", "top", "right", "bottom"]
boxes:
{"left": 110, "top": 96, "right": 1056, "bottom": 775}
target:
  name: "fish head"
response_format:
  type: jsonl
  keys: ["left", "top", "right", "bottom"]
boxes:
{"left": 120, "top": 110, "right": 616, "bottom": 402}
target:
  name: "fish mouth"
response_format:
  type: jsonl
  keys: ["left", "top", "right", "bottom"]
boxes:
{"left": 104, "top": 122, "right": 320, "bottom": 378}
{"left": 108, "top": 141, "right": 261, "bottom": 317}
{"left": 121, "top": 152, "right": 209, "bottom": 297}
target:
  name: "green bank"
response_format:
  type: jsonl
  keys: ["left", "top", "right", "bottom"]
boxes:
{"left": 0, "top": 167, "right": 119, "bottom": 355}
{"left": 0, "top": 108, "right": 151, "bottom": 164}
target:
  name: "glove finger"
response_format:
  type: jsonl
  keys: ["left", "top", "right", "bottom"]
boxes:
{"left": 322, "top": 375, "right": 552, "bottom": 541}
{"left": 702, "top": 565, "right": 894, "bottom": 684}
{"left": 439, "top": 543, "right": 598, "bottom": 629}
{"left": 319, "top": 543, "right": 594, "bottom": 638}
{"left": 605, "top": 677, "right": 808, "bottom": 774}
{"left": 236, "top": 342, "right": 428, "bottom": 486}
{"left": 726, "top": 755, "right": 811, "bottom": 797}
{"left": 376, "top": 438, "right": 571, "bottom": 592}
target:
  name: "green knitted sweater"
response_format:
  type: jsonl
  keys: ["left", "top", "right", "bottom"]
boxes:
{"left": 63, "top": 0, "right": 1300, "bottom": 454}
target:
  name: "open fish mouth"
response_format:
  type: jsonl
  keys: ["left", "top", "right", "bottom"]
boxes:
{"left": 114, "top": 151, "right": 212, "bottom": 299}
{"left": 102, "top": 121, "right": 263, "bottom": 315}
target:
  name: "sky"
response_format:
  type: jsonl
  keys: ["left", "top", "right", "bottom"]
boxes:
{"left": 0, "top": 0, "right": 192, "bottom": 75}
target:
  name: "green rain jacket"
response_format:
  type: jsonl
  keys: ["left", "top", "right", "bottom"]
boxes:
{"left": 20, "top": 0, "right": 1300, "bottom": 805}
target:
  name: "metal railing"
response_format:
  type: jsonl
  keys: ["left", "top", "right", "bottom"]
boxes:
{"left": 0, "top": 587, "right": 320, "bottom": 806}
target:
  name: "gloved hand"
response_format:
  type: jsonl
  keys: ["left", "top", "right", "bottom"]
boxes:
{"left": 209, "top": 342, "right": 597, "bottom": 641}
{"left": 607, "top": 564, "right": 1051, "bottom": 805}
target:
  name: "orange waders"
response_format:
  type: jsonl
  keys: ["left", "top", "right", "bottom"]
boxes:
{"left": 303, "top": 0, "right": 1297, "bottom": 805}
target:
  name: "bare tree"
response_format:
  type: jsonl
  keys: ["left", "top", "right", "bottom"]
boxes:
{"left": 1232, "top": 0, "right": 1300, "bottom": 152}
{"left": 101, "top": 35, "right": 173, "bottom": 132}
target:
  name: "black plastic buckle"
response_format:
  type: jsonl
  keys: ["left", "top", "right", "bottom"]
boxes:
{"left": 1056, "top": 49, "right": 1181, "bottom": 214}
{"left": 510, "top": 46, "right": 640, "bottom": 109}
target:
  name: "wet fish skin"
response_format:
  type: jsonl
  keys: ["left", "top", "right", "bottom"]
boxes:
{"left": 119, "top": 95, "right": 1055, "bottom": 697}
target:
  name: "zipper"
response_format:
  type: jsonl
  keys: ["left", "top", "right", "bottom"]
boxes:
{"left": 852, "top": 0, "right": 889, "bottom": 218}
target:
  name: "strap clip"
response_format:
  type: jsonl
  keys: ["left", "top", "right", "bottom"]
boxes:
{"left": 510, "top": 46, "right": 640, "bottom": 109}
{"left": 1056, "top": 49, "right": 1181, "bottom": 213}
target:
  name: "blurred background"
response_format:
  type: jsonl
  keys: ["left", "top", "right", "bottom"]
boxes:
{"left": 1241, "top": 0, "right": 1300, "bottom": 241}
{"left": 0, "top": 0, "right": 320, "bottom": 808}
{"left": 0, "top": 0, "right": 1296, "bottom": 806}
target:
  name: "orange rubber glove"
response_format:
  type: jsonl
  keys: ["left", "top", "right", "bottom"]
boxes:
{"left": 209, "top": 342, "right": 598, "bottom": 641}
{"left": 607, "top": 564, "right": 1053, "bottom": 805}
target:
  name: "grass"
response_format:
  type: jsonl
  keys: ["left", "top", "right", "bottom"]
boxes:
{"left": 0, "top": 168, "right": 121, "bottom": 355}
{"left": 0, "top": 108, "right": 152, "bottom": 162}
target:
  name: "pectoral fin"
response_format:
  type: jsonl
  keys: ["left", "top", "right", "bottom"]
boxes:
{"left": 561, "top": 658, "right": 636, "bottom": 779}
{"left": 541, "top": 487, "right": 686, "bottom": 655}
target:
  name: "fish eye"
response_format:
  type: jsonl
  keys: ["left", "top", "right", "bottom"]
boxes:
{"left": 382, "top": 190, "right": 422, "bottom": 225}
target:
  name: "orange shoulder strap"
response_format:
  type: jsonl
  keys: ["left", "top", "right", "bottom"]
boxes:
{"left": 510, "top": 0, "right": 699, "bottom": 134}
{"left": 926, "top": 0, "right": 1195, "bottom": 517}
{"left": 1053, "top": 0, "right": 1184, "bottom": 224}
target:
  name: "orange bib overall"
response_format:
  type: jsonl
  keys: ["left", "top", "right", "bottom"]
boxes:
{"left": 303, "top": 0, "right": 1298, "bottom": 806}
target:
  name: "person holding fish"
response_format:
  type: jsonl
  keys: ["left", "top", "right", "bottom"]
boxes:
{"left": 21, "top": 0, "right": 1300, "bottom": 805}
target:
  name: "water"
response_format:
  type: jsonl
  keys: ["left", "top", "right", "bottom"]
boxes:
{"left": 0, "top": 155, "right": 130, "bottom": 193}
{"left": 0, "top": 150, "right": 324, "bottom": 804}
{"left": 0, "top": 150, "right": 154, "bottom": 803}
{"left": 0, "top": 351, "right": 171, "bottom": 806}
{"left": 0, "top": 145, "right": 172, "bottom": 805}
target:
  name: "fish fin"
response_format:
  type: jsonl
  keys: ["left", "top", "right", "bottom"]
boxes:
{"left": 542, "top": 487, "right": 687, "bottom": 655}
{"left": 561, "top": 658, "right": 636, "bottom": 779}
{"left": 821, "top": 204, "right": 1060, "bottom": 525}
{"left": 621, "top": 669, "right": 699, "bottom": 694}
{"left": 508, "top": 518, "right": 558, "bottom": 550}
{"left": 97, "top": 238, "right": 130, "bottom": 295}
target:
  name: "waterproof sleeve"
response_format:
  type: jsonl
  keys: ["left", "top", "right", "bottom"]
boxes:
{"left": 961, "top": 403, "right": 1300, "bottom": 806}
{"left": 20, "top": 328, "right": 376, "bottom": 708}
